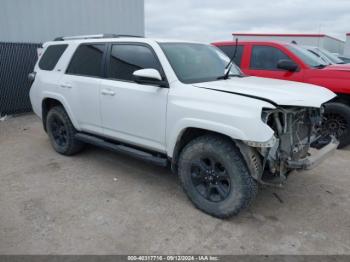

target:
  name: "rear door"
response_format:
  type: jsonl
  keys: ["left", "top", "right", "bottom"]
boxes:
{"left": 60, "top": 43, "right": 106, "bottom": 135}
{"left": 99, "top": 43, "right": 169, "bottom": 152}
{"left": 244, "top": 44, "right": 304, "bottom": 82}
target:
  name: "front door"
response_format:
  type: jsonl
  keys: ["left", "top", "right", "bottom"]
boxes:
{"left": 100, "top": 43, "right": 169, "bottom": 152}
{"left": 245, "top": 45, "right": 304, "bottom": 82}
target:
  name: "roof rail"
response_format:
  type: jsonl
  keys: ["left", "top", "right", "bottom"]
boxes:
{"left": 53, "top": 34, "right": 142, "bottom": 41}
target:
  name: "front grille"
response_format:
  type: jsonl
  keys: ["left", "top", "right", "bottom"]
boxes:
{"left": 289, "top": 110, "right": 312, "bottom": 160}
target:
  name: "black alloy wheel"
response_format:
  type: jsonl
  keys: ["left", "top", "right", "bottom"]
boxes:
{"left": 49, "top": 115, "right": 68, "bottom": 147}
{"left": 190, "top": 157, "right": 231, "bottom": 202}
{"left": 321, "top": 103, "right": 350, "bottom": 148}
{"left": 178, "top": 134, "right": 258, "bottom": 218}
{"left": 46, "top": 106, "right": 84, "bottom": 155}
{"left": 323, "top": 112, "right": 348, "bottom": 138}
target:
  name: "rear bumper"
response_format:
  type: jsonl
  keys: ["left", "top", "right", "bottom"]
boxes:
{"left": 287, "top": 138, "right": 339, "bottom": 170}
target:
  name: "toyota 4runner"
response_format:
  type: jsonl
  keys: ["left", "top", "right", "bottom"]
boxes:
{"left": 29, "top": 34, "right": 338, "bottom": 218}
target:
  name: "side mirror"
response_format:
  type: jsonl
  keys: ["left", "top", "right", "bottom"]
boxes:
{"left": 133, "top": 68, "right": 162, "bottom": 81}
{"left": 133, "top": 69, "right": 168, "bottom": 87}
{"left": 277, "top": 59, "right": 298, "bottom": 72}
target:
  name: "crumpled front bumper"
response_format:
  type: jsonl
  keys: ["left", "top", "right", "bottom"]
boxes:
{"left": 286, "top": 138, "right": 339, "bottom": 170}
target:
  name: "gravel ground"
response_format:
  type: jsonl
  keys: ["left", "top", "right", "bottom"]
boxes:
{"left": 0, "top": 114, "right": 349, "bottom": 255}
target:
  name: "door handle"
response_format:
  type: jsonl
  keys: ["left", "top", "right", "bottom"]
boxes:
{"left": 60, "top": 84, "right": 72, "bottom": 89}
{"left": 101, "top": 89, "right": 116, "bottom": 96}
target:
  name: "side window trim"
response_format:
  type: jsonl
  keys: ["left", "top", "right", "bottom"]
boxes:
{"left": 249, "top": 45, "right": 294, "bottom": 71}
{"left": 105, "top": 42, "right": 168, "bottom": 84}
{"left": 65, "top": 42, "right": 107, "bottom": 79}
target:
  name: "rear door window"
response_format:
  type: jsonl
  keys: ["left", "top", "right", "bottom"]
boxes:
{"left": 250, "top": 45, "right": 291, "bottom": 70}
{"left": 217, "top": 45, "right": 244, "bottom": 66}
{"left": 66, "top": 44, "right": 105, "bottom": 77}
{"left": 39, "top": 44, "right": 68, "bottom": 71}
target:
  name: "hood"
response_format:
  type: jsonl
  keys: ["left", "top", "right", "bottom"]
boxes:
{"left": 323, "top": 64, "right": 350, "bottom": 72}
{"left": 193, "top": 76, "right": 336, "bottom": 108}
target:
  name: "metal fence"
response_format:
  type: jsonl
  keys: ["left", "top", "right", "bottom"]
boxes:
{"left": 0, "top": 42, "right": 41, "bottom": 115}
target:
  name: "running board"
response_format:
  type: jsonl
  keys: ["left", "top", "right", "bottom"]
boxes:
{"left": 75, "top": 133, "right": 168, "bottom": 167}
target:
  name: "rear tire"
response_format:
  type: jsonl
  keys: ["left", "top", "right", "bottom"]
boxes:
{"left": 178, "top": 134, "right": 258, "bottom": 218}
{"left": 323, "top": 103, "right": 350, "bottom": 149}
{"left": 46, "top": 106, "right": 84, "bottom": 155}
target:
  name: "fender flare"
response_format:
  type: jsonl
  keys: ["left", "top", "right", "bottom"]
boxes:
{"left": 41, "top": 91, "right": 81, "bottom": 131}
{"left": 167, "top": 118, "right": 251, "bottom": 158}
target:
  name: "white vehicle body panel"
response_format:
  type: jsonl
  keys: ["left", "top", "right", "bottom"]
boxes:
{"left": 29, "top": 37, "right": 336, "bottom": 157}
{"left": 99, "top": 78, "right": 169, "bottom": 152}
{"left": 193, "top": 76, "right": 336, "bottom": 108}
{"left": 60, "top": 74, "right": 103, "bottom": 134}
{"left": 55, "top": 42, "right": 103, "bottom": 134}
{"left": 165, "top": 81, "right": 276, "bottom": 157}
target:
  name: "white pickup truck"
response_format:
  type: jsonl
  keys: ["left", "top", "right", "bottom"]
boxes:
{"left": 29, "top": 34, "right": 338, "bottom": 218}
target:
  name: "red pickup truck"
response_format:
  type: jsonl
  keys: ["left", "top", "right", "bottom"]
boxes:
{"left": 212, "top": 41, "right": 350, "bottom": 148}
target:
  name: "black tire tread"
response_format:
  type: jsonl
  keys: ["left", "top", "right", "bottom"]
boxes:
{"left": 46, "top": 106, "right": 84, "bottom": 155}
{"left": 324, "top": 102, "right": 350, "bottom": 149}
{"left": 178, "top": 134, "right": 258, "bottom": 218}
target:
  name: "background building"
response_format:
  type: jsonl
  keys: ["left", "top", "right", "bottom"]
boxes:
{"left": 232, "top": 33, "right": 345, "bottom": 54}
{"left": 344, "top": 33, "right": 350, "bottom": 57}
{"left": 0, "top": 0, "right": 144, "bottom": 115}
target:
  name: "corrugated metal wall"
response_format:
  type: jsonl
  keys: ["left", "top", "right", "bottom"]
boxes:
{"left": 0, "top": 0, "right": 145, "bottom": 43}
{"left": 0, "top": 43, "right": 41, "bottom": 115}
{"left": 0, "top": 0, "right": 144, "bottom": 115}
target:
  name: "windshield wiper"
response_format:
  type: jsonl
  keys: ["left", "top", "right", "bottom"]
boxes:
{"left": 217, "top": 74, "right": 243, "bottom": 80}
{"left": 314, "top": 64, "right": 327, "bottom": 69}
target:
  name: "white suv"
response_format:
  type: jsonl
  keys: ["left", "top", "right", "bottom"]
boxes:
{"left": 29, "top": 34, "right": 338, "bottom": 218}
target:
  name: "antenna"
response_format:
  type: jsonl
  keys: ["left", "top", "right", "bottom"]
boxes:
{"left": 316, "top": 24, "right": 322, "bottom": 57}
{"left": 317, "top": 24, "right": 322, "bottom": 48}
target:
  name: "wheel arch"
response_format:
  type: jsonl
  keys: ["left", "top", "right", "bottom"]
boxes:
{"left": 170, "top": 127, "right": 263, "bottom": 181}
{"left": 41, "top": 93, "right": 80, "bottom": 131}
{"left": 330, "top": 93, "right": 350, "bottom": 106}
{"left": 169, "top": 127, "right": 246, "bottom": 173}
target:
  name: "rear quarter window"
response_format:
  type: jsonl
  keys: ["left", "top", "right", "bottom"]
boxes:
{"left": 39, "top": 44, "right": 68, "bottom": 71}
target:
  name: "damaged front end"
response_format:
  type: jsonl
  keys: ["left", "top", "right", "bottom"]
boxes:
{"left": 240, "top": 106, "right": 338, "bottom": 186}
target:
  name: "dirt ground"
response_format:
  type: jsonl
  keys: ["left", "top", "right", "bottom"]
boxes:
{"left": 0, "top": 114, "right": 349, "bottom": 255}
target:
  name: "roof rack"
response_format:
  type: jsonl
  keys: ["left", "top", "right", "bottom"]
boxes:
{"left": 53, "top": 34, "right": 142, "bottom": 41}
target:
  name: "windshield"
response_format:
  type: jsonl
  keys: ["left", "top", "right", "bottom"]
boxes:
{"left": 286, "top": 44, "right": 326, "bottom": 68}
{"left": 160, "top": 43, "right": 242, "bottom": 84}
{"left": 340, "top": 56, "right": 350, "bottom": 63}
{"left": 306, "top": 49, "right": 331, "bottom": 65}
{"left": 316, "top": 47, "right": 344, "bottom": 64}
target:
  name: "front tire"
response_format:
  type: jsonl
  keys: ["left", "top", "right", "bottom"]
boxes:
{"left": 178, "top": 135, "right": 258, "bottom": 218}
{"left": 323, "top": 103, "right": 350, "bottom": 149}
{"left": 46, "top": 106, "right": 84, "bottom": 155}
